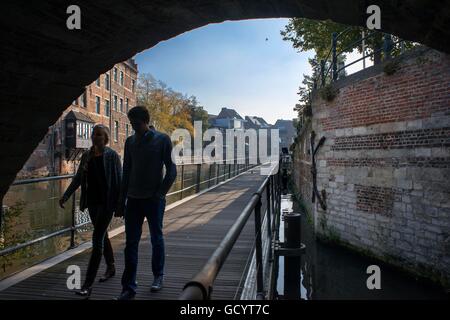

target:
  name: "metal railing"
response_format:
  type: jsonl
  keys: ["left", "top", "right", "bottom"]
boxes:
{"left": 0, "top": 157, "right": 259, "bottom": 258}
{"left": 178, "top": 159, "right": 282, "bottom": 300}
{"left": 316, "top": 28, "right": 406, "bottom": 88}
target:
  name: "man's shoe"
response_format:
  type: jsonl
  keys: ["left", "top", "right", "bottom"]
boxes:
{"left": 99, "top": 264, "right": 116, "bottom": 283}
{"left": 116, "top": 290, "right": 135, "bottom": 300}
{"left": 150, "top": 275, "right": 164, "bottom": 292}
{"left": 75, "top": 286, "right": 92, "bottom": 298}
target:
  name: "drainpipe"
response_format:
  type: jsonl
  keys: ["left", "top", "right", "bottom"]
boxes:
{"left": 109, "top": 69, "right": 113, "bottom": 138}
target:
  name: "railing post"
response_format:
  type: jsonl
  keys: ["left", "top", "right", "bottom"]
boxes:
{"left": 283, "top": 213, "right": 302, "bottom": 300}
{"left": 196, "top": 163, "right": 201, "bottom": 193}
{"left": 180, "top": 164, "right": 185, "bottom": 200}
{"left": 70, "top": 191, "right": 76, "bottom": 249}
{"left": 270, "top": 175, "right": 275, "bottom": 226}
{"left": 320, "top": 59, "right": 325, "bottom": 87}
{"left": 266, "top": 179, "right": 273, "bottom": 262}
{"left": 254, "top": 196, "right": 265, "bottom": 299}
{"left": 332, "top": 32, "right": 338, "bottom": 81}
{"left": 208, "top": 163, "right": 212, "bottom": 188}
{"left": 216, "top": 163, "right": 220, "bottom": 185}
{"left": 383, "top": 33, "right": 393, "bottom": 61}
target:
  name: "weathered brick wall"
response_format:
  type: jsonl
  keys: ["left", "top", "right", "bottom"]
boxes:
{"left": 17, "top": 60, "right": 137, "bottom": 177}
{"left": 294, "top": 47, "right": 450, "bottom": 287}
{"left": 292, "top": 121, "right": 313, "bottom": 215}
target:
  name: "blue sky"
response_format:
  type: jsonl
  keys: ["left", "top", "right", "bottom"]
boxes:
{"left": 135, "top": 18, "right": 314, "bottom": 124}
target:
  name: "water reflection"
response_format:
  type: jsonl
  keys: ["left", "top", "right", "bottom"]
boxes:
{"left": 276, "top": 196, "right": 448, "bottom": 300}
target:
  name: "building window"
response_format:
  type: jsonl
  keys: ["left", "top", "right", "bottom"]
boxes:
{"left": 131, "top": 79, "right": 135, "bottom": 92}
{"left": 126, "top": 98, "right": 129, "bottom": 112}
{"left": 119, "top": 98, "right": 123, "bottom": 112}
{"left": 126, "top": 124, "right": 129, "bottom": 138}
{"left": 77, "top": 123, "right": 82, "bottom": 137}
{"left": 120, "top": 71, "right": 124, "bottom": 86}
{"left": 96, "top": 77, "right": 101, "bottom": 87}
{"left": 95, "top": 96, "right": 101, "bottom": 114}
{"left": 114, "top": 95, "right": 118, "bottom": 111}
{"left": 105, "top": 99, "right": 110, "bottom": 116}
{"left": 105, "top": 73, "right": 110, "bottom": 91}
{"left": 113, "top": 67, "right": 118, "bottom": 82}
{"left": 78, "top": 122, "right": 91, "bottom": 139}
{"left": 114, "top": 121, "right": 119, "bottom": 142}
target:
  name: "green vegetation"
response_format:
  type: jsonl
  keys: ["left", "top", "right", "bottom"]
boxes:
{"left": 137, "top": 73, "right": 210, "bottom": 135}
{"left": 0, "top": 201, "right": 31, "bottom": 274}
{"left": 383, "top": 60, "right": 401, "bottom": 75}
{"left": 319, "top": 84, "right": 338, "bottom": 102}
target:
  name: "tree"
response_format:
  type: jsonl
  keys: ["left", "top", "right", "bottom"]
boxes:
{"left": 188, "top": 96, "right": 210, "bottom": 132}
{"left": 137, "top": 73, "right": 194, "bottom": 135}
{"left": 281, "top": 18, "right": 414, "bottom": 65}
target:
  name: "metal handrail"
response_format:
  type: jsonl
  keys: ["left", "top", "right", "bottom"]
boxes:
{"left": 336, "top": 30, "right": 377, "bottom": 57}
{"left": 11, "top": 174, "right": 75, "bottom": 186}
{"left": 179, "top": 160, "right": 281, "bottom": 300}
{"left": 317, "top": 29, "right": 405, "bottom": 88}
{"left": 0, "top": 157, "right": 258, "bottom": 257}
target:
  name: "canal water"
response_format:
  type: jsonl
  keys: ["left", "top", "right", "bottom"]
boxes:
{"left": 276, "top": 194, "right": 448, "bottom": 300}
{"left": 0, "top": 163, "right": 234, "bottom": 280}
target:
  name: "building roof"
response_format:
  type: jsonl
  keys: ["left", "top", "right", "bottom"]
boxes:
{"left": 255, "top": 116, "right": 270, "bottom": 127}
{"left": 124, "top": 58, "right": 138, "bottom": 73}
{"left": 64, "top": 110, "right": 95, "bottom": 123}
{"left": 245, "top": 116, "right": 271, "bottom": 128}
{"left": 273, "top": 119, "right": 294, "bottom": 127}
{"left": 217, "top": 107, "right": 243, "bottom": 120}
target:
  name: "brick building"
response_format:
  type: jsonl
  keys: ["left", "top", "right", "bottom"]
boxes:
{"left": 292, "top": 47, "right": 450, "bottom": 287}
{"left": 18, "top": 58, "right": 138, "bottom": 177}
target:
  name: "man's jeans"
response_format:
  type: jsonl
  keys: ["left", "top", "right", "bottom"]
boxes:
{"left": 121, "top": 196, "right": 166, "bottom": 293}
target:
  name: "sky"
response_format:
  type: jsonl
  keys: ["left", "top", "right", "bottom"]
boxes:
{"left": 135, "top": 18, "right": 314, "bottom": 125}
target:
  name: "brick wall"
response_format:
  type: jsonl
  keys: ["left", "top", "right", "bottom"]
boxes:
{"left": 294, "top": 47, "right": 450, "bottom": 287}
{"left": 17, "top": 60, "right": 137, "bottom": 177}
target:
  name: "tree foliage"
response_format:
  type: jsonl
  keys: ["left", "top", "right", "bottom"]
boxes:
{"left": 280, "top": 18, "right": 413, "bottom": 63}
{"left": 137, "top": 73, "right": 209, "bottom": 136}
{"left": 281, "top": 18, "right": 415, "bottom": 133}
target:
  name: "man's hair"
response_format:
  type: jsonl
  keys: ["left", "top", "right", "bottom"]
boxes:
{"left": 127, "top": 106, "right": 150, "bottom": 124}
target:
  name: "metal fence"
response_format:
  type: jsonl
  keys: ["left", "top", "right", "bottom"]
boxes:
{"left": 0, "top": 157, "right": 258, "bottom": 258}
{"left": 315, "top": 28, "right": 407, "bottom": 88}
{"left": 178, "top": 160, "right": 281, "bottom": 300}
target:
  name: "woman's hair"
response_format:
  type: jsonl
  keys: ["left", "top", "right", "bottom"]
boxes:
{"left": 91, "top": 124, "right": 110, "bottom": 145}
{"left": 82, "top": 124, "right": 110, "bottom": 172}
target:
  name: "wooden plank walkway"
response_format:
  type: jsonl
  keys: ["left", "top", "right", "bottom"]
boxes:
{"left": 0, "top": 170, "right": 267, "bottom": 300}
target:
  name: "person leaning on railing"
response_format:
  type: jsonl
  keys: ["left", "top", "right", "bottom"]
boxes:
{"left": 59, "top": 124, "right": 122, "bottom": 298}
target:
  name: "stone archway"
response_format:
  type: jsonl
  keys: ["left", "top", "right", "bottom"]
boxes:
{"left": 1, "top": 0, "right": 449, "bottom": 196}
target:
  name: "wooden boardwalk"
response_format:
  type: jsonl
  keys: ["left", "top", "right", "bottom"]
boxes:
{"left": 0, "top": 170, "right": 267, "bottom": 300}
